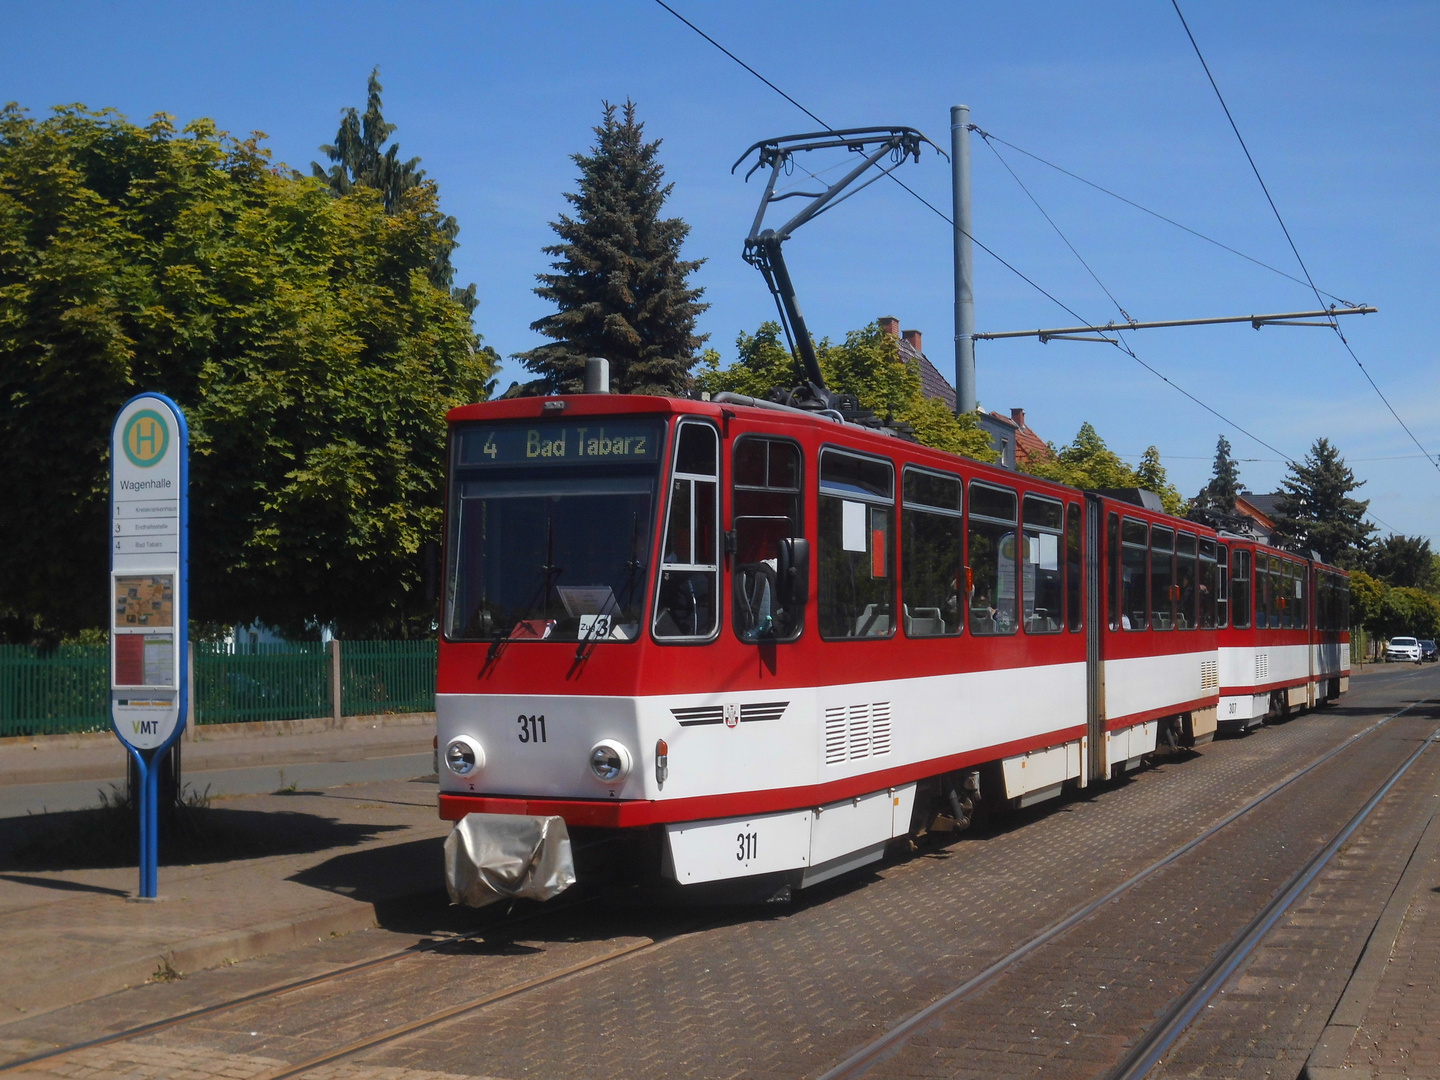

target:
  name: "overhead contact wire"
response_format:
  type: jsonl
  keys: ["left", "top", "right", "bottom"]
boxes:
{"left": 653, "top": 0, "right": 1297, "bottom": 464}
{"left": 969, "top": 126, "right": 1354, "bottom": 307}
{"left": 1172, "top": 0, "right": 1440, "bottom": 476}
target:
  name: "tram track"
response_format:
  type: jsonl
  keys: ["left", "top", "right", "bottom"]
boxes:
{"left": 0, "top": 893, "right": 596, "bottom": 1075}
{"left": 3, "top": 677, "right": 1432, "bottom": 1080}
{"left": 817, "top": 689, "right": 1439, "bottom": 1080}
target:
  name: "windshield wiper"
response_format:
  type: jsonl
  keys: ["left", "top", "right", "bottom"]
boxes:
{"left": 488, "top": 511, "right": 563, "bottom": 663}
{"left": 576, "top": 513, "right": 644, "bottom": 664}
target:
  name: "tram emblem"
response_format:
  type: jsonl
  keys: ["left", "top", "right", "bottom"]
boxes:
{"left": 724, "top": 703, "right": 741, "bottom": 728}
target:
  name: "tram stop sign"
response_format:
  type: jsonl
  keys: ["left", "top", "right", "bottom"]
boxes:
{"left": 110, "top": 394, "right": 189, "bottom": 751}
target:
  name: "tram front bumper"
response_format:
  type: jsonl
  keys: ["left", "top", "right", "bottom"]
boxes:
{"left": 444, "top": 813, "right": 576, "bottom": 908}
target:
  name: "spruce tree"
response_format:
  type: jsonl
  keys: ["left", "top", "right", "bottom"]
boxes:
{"left": 1272, "top": 437, "right": 1375, "bottom": 564}
{"left": 519, "top": 100, "right": 707, "bottom": 395}
{"left": 312, "top": 69, "right": 467, "bottom": 297}
{"left": 312, "top": 67, "right": 424, "bottom": 210}
{"left": 1195, "top": 434, "right": 1241, "bottom": 513}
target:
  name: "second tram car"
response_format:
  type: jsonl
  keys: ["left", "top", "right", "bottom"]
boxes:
{"left": 435, "top": 390, "right": 1350, "bottom": 903}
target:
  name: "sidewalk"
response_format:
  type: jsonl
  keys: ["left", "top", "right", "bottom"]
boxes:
{"left": 1305, "top": 802, "right": 1440, "bottom": 1079}
{"left": 0, "top": 714, "right": 436, "bottom": 816}
{"left": 0, "top": 773, "right": 451, "bottom": 1020}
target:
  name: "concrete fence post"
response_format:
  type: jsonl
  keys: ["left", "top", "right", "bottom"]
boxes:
{"left": 329, "top": 639, "right": 342, "bottom": 727}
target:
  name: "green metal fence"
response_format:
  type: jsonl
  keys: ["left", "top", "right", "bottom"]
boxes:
{"left": 1, "top": 639, "right": 438, "bottom": 737}
{"left": 341, "top": 640, "right": 437, "bottom": 715}
{"left": 194, "top": 642, "right": 331, "bottom": 726}
{"left": 0, "top": 644, "right": 110, "bottom": 737}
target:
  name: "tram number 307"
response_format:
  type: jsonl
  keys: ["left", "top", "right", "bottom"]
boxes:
{"left": 517, "top": 714, "right": 547, "bottom": 743}
{"left": 737, "top": 831, "right": 758, "bottom": 862}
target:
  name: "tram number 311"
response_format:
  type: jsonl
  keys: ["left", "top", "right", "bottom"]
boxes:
{"left": 737, "top": 831, "right": 758, "bottom": 862}
{"left": 517, "top": 714, "right": 547, "bottom": 743}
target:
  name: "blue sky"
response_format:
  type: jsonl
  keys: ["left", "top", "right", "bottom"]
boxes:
{"left": 6, "top": 1, "right": 1437, "bottom": 541}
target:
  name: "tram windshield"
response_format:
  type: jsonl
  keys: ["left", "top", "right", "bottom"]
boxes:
{"left": 444, "top": 418, "right": 664, "bottom": 642}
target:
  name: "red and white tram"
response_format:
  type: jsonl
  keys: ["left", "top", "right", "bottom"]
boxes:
{"left": 434, "top": 390, "right": 1349, "bottom": 903}
{"left": 1216, "top": 539, "right": 1351, "bottom": 732}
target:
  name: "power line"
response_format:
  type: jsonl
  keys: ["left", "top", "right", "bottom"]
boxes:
{"left": 1171, "top": 0, "right": 1440, "bottom": 477}
{"left": 981, "top": 135, "right": 1135, "bottom": 324}
{"left": 653, "top": 0, "right": 1296, "bottom": 463}
{"left": 969, "top": 126, "right": 1355, "bottom": 307}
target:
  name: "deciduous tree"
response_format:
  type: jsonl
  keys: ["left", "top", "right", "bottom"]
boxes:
{"left": 1023, "top": 424, "right": 1186, "bottom": 512}
{"left": 519, "top": 100, "right": 707, "bottom": 395}
{"left": 0, "top": 104, "right": 494, "bottom": 642}
{"left": 696, "top": 322, "right": 997, "bottom": 461}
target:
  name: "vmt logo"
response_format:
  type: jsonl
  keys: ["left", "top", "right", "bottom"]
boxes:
{"left": 123, "top": 409, "right": 169, "bottom": 467}
{"left": 131, "top": 719, "right": 159, "bottom": 735}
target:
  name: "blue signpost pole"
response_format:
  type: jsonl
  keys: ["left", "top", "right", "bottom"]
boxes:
{"left": 110, "top": 393, "right": 188, "bottom": 902}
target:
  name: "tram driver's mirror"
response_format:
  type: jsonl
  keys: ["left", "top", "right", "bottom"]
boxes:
{"left": 776, "top": 537, "right": 810, "bottom": 608}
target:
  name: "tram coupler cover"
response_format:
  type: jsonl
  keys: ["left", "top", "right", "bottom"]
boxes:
{"left": 445, "top": 813, "right": 576, "bottom": 907}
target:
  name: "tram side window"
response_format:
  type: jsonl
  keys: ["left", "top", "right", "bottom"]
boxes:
{"left": 1150, "top": 526, "right": 1175, "bottom": 631}
{"left": 1176, "top": 532, "right": 1197, "bottom": 630}
{"left": 1268, "top": 556, "right": 1284, "bottom": 629}
{"left": 1231, "top": 549, "right": 1251, "bottom": 629}
{"left": 1340, "top": 576, "right": 1351, "bottom": 629}
{"left": 1066, "top": 503, "right": 1083, "bottom": 632}
{"left": 901, "top": 469, "right": 963, "bottom": 637}
{"left": 818, "top": 450, "right": 894, "bottom": 639}
{"left": 1217, "top": 544, "right": 1229, "bottom": 628}
{"left": 1295, "top": 565, "right": 1308, "bottom": 630}
{"left": 969, "top": 483, "right": 1019, "bottom": 635}
{"left": 655, "top": 423, "right": 720, "bottom": 640}
{"left": 1121, "top": 518, "right": 1148, "bottom": 630}
{"left": 1198, "top": 539, "right": 1218, "bottom": 630}
{"left": 1276, "top": 561, "right": 1291, "bottom": 629}
{"left": 1108, "top": 512, "right": 1121, "bottom": 631}
{"left": 732, "top": 438, "right": 803, "bottom": 642}
{"left": 1022, "top": 494, "right": 1064, "bottom": 633}
{"left": 1254, "top": 555, "right": 1272, "bottom": 628}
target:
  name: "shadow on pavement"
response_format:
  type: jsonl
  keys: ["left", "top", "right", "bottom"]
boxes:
{"left": 0, "top": 804, "right": 409, "bottom": 871}
{"left": 0, "top": 872, "right": 132, "bottom": 897}
{"left": 288, "top": 834, "right": 446, "bottom": 907}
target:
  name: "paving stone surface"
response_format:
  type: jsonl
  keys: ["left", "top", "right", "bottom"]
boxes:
{"left": 3, "top": 666, "right": 1437, "bottom": 1080}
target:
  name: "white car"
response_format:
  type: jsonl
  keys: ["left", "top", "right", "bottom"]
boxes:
{"left": 1384, "top": 636, "right": 1422, "bottom": 663}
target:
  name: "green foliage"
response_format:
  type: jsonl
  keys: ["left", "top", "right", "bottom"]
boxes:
{"left": 0, "top": 103, "right": 495, "bottom": 641}
{"left": 1022, "top": 423, "right": 1186, "bottom": 513}
{"left": 519, "top": 100, "right": 707, "bottom": 396}
{"left": 696, "top": 322, "right": 998, "bottom": 462}
{"left": 1348, "top": 568, "right": 1440, "bottom": 642}
{"left": 1271, "top": 437, "right": 1375, "bottom": 566}
{"left": 1366, "top": 533, "right": 1437, "bottom": 591}
{"left": 310, "top": 68, "right": 468, "bottom": 303}
{"left": 1193, "top": 434, "right": 1241, "bottom": 514}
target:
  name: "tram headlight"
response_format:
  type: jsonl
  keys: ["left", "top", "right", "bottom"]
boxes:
{"left": 444, "top": 735, "right": 485, "bottom": 777}
{"left": 588, "top": 740, "right": 632, "bottom": 784}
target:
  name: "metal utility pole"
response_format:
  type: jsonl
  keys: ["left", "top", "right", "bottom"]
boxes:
{"left": 952, "top": 105, "right": 977, "bottom": 416}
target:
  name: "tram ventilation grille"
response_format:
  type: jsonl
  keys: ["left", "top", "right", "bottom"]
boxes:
{"left": 825, "top": 702, "right": 893, "bottom": 764}
{"left": 1255, "top": 653, "right": 1269, "bottom": 681}
{"left": 1201, "top": 660, "right": 1219, "bottom": 690}
{"left": 824, "top": 707, "right": 847, "bottom": 764}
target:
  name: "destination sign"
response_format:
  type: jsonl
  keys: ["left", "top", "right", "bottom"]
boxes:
{"left": 458, "top": 420, "right": 663, "bottom": 467}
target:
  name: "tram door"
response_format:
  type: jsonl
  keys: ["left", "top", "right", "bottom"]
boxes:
{"left": 1083, "top": 493, "right": 1107, "bottom": 785}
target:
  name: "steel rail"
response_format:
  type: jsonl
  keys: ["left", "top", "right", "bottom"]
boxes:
{"left": 252, "top": 936, "right": 672, "bottom": 1080}
{"left": 1104, "top": 723, "right": 1440, "bottom": 1080}
{"left": 0, "top": 894, "right": 597, "bottom": 1075}
{"left": 816, "top": 689, "right": 1435, "bottom": 1080}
